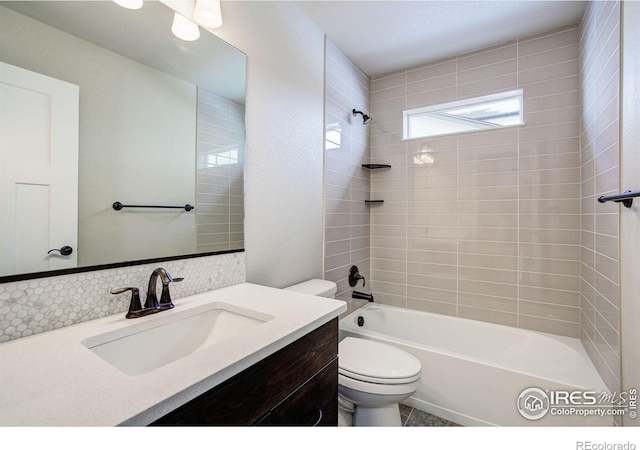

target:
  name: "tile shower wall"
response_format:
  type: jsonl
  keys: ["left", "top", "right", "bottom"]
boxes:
{"left": 196, "top": 89, "right": 245, "bottom": 252}
{"left": 369, "top": 26, "right": 582, "bottom": 337}
{"left": 579, "top": 1, "right": 621, "bottom": 393}
{"left": 324, "top": 39, "right": 371, "bottom": 307}
{"left": 0, "top": 252, "right": 245, "bottom": 343}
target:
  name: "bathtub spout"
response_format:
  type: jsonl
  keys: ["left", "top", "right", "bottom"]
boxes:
{"left": 352, "top": 291, "right": 374, "bottom": 302}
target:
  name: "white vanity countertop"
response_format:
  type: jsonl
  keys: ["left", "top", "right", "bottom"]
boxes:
{"left": 0, "top": 282, "right": 346, "bottom": 426}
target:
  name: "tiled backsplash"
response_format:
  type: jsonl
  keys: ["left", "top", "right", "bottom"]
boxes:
{"left": 0, "top": 252, "right": 245, "bottom": 343}
{"left": 368, "top": 26, "right": 583, "bottom": 337}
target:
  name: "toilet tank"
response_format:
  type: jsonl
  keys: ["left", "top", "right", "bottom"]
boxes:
{"left": 285, "top": 279, "right": 337, "bottom": 298}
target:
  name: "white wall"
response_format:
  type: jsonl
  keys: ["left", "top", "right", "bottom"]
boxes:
{"left": 208, "top": 1, "right": 326, "bottom": 287}
{"left": 620, "top": 0, "right": 640, "bottom": 427}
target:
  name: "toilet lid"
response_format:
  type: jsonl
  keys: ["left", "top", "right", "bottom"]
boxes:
{"left": 338, "top": 337, "right": 421, "bottom": 383}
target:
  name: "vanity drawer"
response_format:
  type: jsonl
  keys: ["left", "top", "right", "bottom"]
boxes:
{"left": 258, "top": 358, "right": 338, "bottom": 426}
{"left": 152, "top": 318, "right": 338, "bottom": 426}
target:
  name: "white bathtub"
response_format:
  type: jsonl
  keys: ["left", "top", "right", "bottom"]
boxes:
{"left": 339, "top": 303, "right": 613, "bottom": 426}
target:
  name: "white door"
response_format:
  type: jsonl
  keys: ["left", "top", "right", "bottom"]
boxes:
{"left": 0, "top": 61, "right": 79, "bottom": 276}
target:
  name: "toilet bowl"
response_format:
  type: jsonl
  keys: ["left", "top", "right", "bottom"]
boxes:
{"left": 338, "top": 336, "right": 421, "bottom": 426}
{"left": 285, "top": 279, "right": 422, "bottom": 426}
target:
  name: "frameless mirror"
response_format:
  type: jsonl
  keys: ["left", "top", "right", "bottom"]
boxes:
{"left": 403, "top": 89, "right": 524, "bottom": 140}
{"left": 0, "top": 1, "right": 246, "bottom": 280}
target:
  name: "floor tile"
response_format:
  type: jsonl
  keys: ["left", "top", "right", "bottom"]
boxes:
{"left": 400, "top": 404, "right": 461, "bottom": 427}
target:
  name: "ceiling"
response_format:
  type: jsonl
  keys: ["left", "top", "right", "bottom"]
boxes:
{"left": 293, "top": 0, "right": 588, "bottom": 78}
{"left": 2, "top": 1, "right": 246, "bottom": 103}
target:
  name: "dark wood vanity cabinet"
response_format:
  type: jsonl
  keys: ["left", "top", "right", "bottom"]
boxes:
{"left": 151, "top": 319, "right": 338, "bottom": 426}
{"left": 257, "top": 359, "right": 338, "bottom": 425}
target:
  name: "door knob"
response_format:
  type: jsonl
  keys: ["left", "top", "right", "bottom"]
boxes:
{"left": 47, "top": 246, "right": 73, "bottom": 256}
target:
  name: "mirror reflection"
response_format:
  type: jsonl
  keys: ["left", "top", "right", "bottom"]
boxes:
{"left": 0, "top": 1, "right": 246, "bottom": 279}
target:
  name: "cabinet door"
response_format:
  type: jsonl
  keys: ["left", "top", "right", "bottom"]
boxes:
{"left": 151, "top": 319, "right": 337, "bottom": 426}
{"left": 263, "top": 359, "right": 338, "bottom": 426}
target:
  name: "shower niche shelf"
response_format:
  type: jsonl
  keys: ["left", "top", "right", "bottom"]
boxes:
{"left": 362, "top": 164, "right": 391, "bottom": 169}
{"left": 363, "top": 164, "right": 390, "bottom": 204}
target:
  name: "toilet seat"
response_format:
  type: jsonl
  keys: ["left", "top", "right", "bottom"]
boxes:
{"left": 339, "top": 372, "right": 422, "bottom": 397}
{"left": 339, "top": 367, "right": 421, "bottom": 385}
{"left": 338, "top": 337, "right": 421, "bottom": 385}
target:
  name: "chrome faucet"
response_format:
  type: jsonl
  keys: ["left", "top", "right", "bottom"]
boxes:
{"left": 145, "top": 267, "right": 184, "bottom": 311}
{"left": 111, "top": 268, "right": 184, "bottom": 319}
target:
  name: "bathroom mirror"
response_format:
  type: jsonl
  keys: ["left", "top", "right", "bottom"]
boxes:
{"left": 0, "top": 1, "right": 246, "bottom": 280}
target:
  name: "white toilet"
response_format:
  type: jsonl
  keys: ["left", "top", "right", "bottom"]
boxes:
{"left": 285, "top": 279, "right": 422, "bottom": 427}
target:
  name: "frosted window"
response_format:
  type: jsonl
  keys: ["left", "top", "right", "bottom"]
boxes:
{"left": 403, "top": 89, "right": 524, "bottom": 140}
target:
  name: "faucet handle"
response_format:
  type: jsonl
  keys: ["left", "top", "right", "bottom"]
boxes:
{"left": 348, "top": 265, "right": 366, "bottom": 287}
{"left": 111, "top": 287, "right": 143, "bottom": 319}
{"left": 112, "top": 287, "right": 162, "bottom": 319}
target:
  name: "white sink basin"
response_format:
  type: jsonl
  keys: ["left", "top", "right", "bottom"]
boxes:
{"left": 82, "top": 302, "right": 274, "bottom": 376}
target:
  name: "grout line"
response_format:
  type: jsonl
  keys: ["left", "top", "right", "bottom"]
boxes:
{"left": 403, "top": 68, "right": 409, "bottom": 309}
{"left": 456, "top": 134, "right": 460, "bottom": 317}
{"left": 516, "top": 38, "right": 521, "bottom": 330}
{"left": 403, "top": 407, "right": 414, "bottom": 427}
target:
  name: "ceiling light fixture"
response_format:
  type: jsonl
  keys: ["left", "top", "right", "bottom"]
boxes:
{"left": 193, "top": 0, "right": 223, "bottom": 28}
{"left": 171, "top": 12, "right": 201, "bottom": 41}
{"left": 113, "top": 0, "right": 143, "bottom": 10}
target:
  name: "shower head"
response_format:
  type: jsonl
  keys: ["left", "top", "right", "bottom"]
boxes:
{"left": 352, "top": 109, "right": 373, "bottom": 125}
